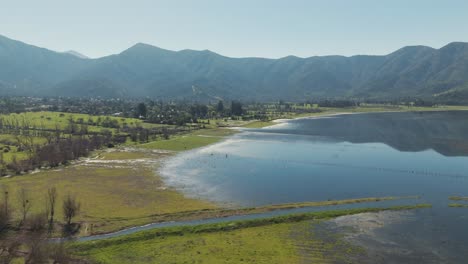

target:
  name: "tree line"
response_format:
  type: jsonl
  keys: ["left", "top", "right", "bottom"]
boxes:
{"left": 0, "top": 112, "right": 199, "bottom": 175}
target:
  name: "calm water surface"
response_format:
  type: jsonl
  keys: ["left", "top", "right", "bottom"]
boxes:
{"left": 162, "top": 111, "right": 468, "bottom": 206}
{"left": 161, "top": 111, "right": 468, "bottom": 262}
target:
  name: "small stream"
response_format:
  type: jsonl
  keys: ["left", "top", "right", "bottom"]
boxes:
{"left": 76, "top": 199, "right": 421, "bottom": 242}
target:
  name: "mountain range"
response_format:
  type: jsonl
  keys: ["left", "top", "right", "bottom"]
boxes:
{"left": 1, "top": 34, "right": 468, "bottom": 102}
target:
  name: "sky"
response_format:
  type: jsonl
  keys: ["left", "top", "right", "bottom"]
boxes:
{"left": 1, "top": 0, "right": 468, "bottom": 59}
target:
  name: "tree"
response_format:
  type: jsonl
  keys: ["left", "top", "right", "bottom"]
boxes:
{"left": 136, "top": 103, "right": 147, "bottom": 118}
{"left": 216, "top": 100, "right": 224, "bottom": 113}
{"left": 0, "top": 152, "right": 3, "bottom": 176}
{"left": 3, "top": 190, "right": 9, "bottom": 220}
{"left": 231, "top": 101, "right": 243, "bottom": 116}
{"left": 62, "top": 194, "right": 80, "bottom": 226}
{"left": 0, "top": 188, "right": 10, "bottom": 235}
{"left": 0, "top": 203, "right": 10, "bottom": 233}
{"left": 18, "top": 188, "right": 32, "bottom": 225}
{"left": 46, "top": 187, "right": 57, "bottom": 233}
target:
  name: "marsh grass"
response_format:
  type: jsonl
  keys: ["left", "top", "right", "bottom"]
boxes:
{"left": 448, "top": 203, "right": 468, "bottom": 208}
{"left": 446, "top": 196, "right": 468, "bottom": 208}
{"left": 75, "top": 204, "right": 431, "bottom": 248}
{"left": 84, "top": 196, "right": 420, "bottom": 236}
{"left": 448, "top": 196, "right": 468, "bottom": 201}
{"left": 73, "top": 204, "right": 431, "bottom": 264}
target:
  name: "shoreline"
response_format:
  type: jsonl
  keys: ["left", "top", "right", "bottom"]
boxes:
{"left": 73, "top": 204, "right": 433, "bottom": 263}
{"left": 154, "top": 106, "right": 468, "bottom": 213}
{"left": 74, "top": 197, "right": 428, "bottom": 242}
{"left": 252, "top": 106, "right": 468, "bottom": 129}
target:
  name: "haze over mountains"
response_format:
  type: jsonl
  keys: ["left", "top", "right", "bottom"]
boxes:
{"left": 1, "top": 34, "right": 468, "bottom": 102}
{"left": 64, "top": 50, "right": 89, "bottom": 59}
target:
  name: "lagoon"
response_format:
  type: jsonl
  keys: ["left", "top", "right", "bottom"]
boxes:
{"left": 161, "top": 111, "right": 468, "bottom": 262}
{"left": 161, "top": 111, "right": 468, "bottom": 207}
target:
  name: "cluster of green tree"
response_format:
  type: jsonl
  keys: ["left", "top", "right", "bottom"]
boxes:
{"left": 0, "top": 187, "right": 81, "bottom": 263}
{"left": 125, "top": 126, "right": 186, "bottom": 143}
{"left": 314, "top": 100, "right": 360, "bottom": 108}
{"left": 361, "top": 98, "right": 438, "bottom": 107}
{"left": 140, "top": 100, "right": 244, "bottom": 125}
{"left": 0, "top": 96, "right": 451, "bottom": 123}
{"left": 0, "top": 97, "right": 31, "bottom": 114}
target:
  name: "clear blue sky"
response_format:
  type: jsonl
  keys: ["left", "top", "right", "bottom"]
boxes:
{"left": 2, "top": 0, "right": 468, "bottom": 58}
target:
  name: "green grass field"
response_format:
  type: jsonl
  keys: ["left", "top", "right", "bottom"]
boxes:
{"left": 242, "top": 121, "right": 275, "bottom": 128}
{"left": 73, "top": 205, "right": 430, "bottom": 264}
{"left": 0, "top": 134, "right": 48, "bottom": 163}
{"left": 139, "top": 128, "right": 236, "bottom": 151}
{"left": 78, "top": 222, "right": 300, "bottom": 264}
{"left": 0, "top": 111, "right": 148, "bottom": 130}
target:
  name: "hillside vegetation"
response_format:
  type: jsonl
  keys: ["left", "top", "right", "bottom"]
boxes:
{"left": 2, "top": 35, "right": 468, "bottom": 102}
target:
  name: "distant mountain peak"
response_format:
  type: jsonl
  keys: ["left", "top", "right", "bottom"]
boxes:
{"left": 178, "top": 48, "right": 221, "bottom": 58}
{"left": 440, "top": 42, "right": 468, "bottom": 52}
{"left": 442, "top": 41, "right": 468, "bottom": 47}
{"left": 120, "top": 42, "right": 175, "bottom": 56}
{"left": 280, "top": 55, "right": 301, "bottom": 60}
{"left": 64, "top": 50, "right": 89, "bottom": 59}
{"left": 389, "top": 45, "right": 435, "bottom": 55}
{"left": 130, "top": 42, "right": 154, "bottom": 49}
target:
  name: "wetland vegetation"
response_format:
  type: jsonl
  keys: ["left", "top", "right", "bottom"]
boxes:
{"left": 448, "top": 196, "right": 468, "bottom": 208}
{"left": 73, "top": 205, "right": 431, "bottom": 264}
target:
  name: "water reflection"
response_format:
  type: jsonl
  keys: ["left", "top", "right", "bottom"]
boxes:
{"left": 260, "top": 111, "right": 468, "bottom": 156}
{"left": 161, "top": 111, "right": 468, "bottom": 207}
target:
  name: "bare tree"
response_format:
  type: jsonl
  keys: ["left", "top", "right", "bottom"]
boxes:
{"left": 46, "top": 187, "right": 57, "bottom": 233}
{"left": 62, "top": 194, "right": 80, "bottom": 226}
{"left": 44, "top": 197, "right": 50, "bottom": 227}
{"left": 0, "top": 152, "right": 4, "bottom": 175}
{"left": 3, "top": 190, "right": 7, "bottom": 214}
{"left": 2, "top": 189, "right": 10, "bottom": 225}
{"left": 0, "top": 202, "right": 10, "bottom": 233}
{"left": 18, "top": 188, "right": 32, "bottom": 225}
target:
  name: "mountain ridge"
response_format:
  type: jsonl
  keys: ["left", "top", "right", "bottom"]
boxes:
{"left": 64, "top": 50, "right": 89, "bottom": 59}
{"left": 1, "top": 34, "right": 468, "bottom": 102}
